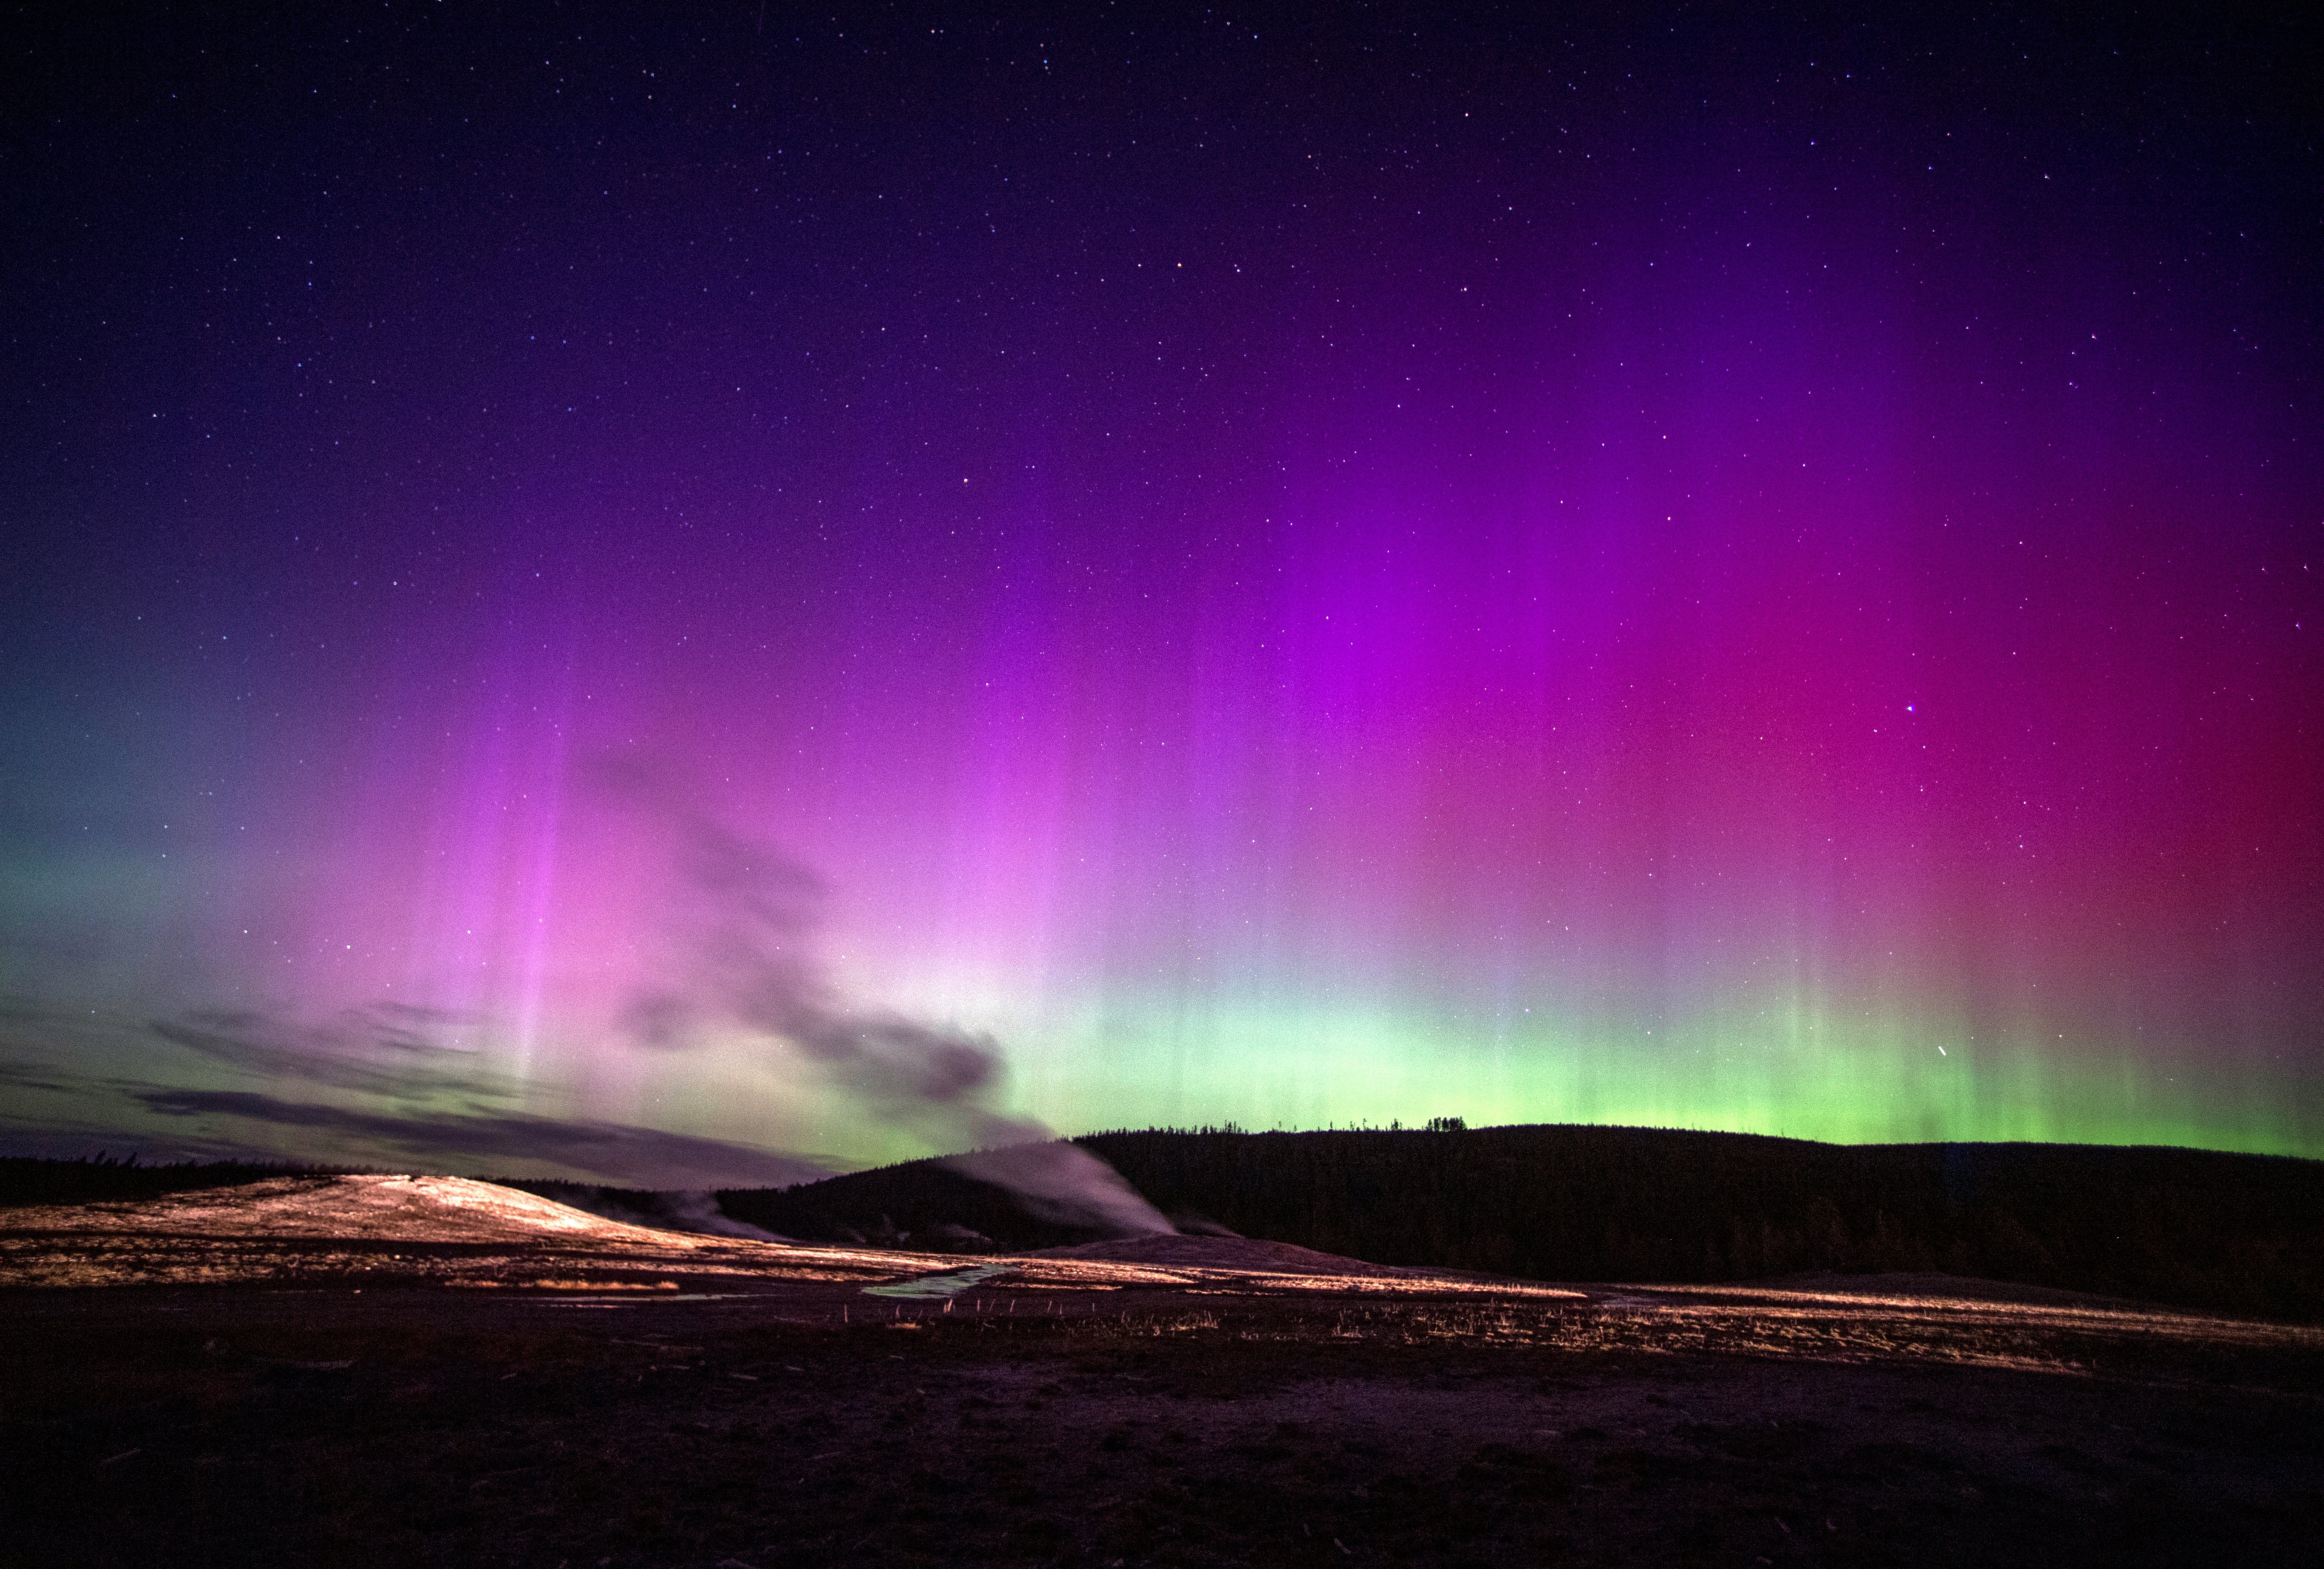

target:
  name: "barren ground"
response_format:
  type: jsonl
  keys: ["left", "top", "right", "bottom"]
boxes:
{"left": 4, "top": 1178, "right": 2318, "bottom": 1567}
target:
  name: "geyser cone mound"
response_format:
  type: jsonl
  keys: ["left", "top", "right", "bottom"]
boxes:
{"left": 19, "top": 1174, "right": 697, "bottom": 1246}
{"left": 0, "top": 1174, "right": 828, "bottom": 1290}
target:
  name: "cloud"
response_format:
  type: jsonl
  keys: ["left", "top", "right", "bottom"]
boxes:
{"left": 0, "top": 951, "right": 828, "bottom": 1191}
{"left": 147, "top": 1005, "right": 523, "bottom": 1103}
{"left": 0, "top": 1120, "right": 278, "bottom": 1166}
{"left": 127, "top": 1087, "right": 830, "bottom": 1189}
{"left": 0, "top": 1057, "right": 81, "bottom": 1093}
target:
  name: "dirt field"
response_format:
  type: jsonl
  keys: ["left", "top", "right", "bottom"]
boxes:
{"left": 5, "top": 1178, "right": 2319, "bottom": 1567}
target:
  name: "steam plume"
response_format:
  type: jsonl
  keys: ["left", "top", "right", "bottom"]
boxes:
{"left": 599, "top": 761, "right": 1172, "bottom": 1238}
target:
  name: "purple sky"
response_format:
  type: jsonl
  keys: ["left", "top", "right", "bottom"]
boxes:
{"left": 2, "top": 6, "right": 2318, "bottom": 1182}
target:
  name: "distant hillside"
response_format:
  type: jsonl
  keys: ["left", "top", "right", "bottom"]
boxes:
{"left": 721, "top": 1126, "right": 2324, "bottom": 1320}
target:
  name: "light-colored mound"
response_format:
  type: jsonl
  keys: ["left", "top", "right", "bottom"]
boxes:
{"left": 1030, "top": 1232, "right": 1431, "bottom": 1279}
{"left": 7, "top": 1174, "right": 698, "bottom": 1246}
{"left": 0, "top": 1175, "right": 970, "bottom": 1290}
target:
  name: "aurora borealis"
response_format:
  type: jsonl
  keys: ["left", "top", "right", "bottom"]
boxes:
{"left": 3, "top": 7, "right": 2318, "bottom": 1182}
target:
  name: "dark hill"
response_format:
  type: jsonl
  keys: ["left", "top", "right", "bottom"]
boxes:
{"left": 720, "top": 1126, "right": 2324, "bottom": 1320}
{"left": 716, "top": 1157, "right": 1129, "bottom": 1251}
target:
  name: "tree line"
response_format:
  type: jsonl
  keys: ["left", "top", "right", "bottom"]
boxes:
{"left": 724, "top": 1124, "right": 2324, "bottom": 1320}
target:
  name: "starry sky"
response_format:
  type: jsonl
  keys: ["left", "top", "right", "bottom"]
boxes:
{"left": 3, "top": 5, "right": 2318, "bottom": 1184}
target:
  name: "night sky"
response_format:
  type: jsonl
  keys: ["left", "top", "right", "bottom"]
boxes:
{"left": 4, "top": 5, "right": 2318, "bottom": 1185}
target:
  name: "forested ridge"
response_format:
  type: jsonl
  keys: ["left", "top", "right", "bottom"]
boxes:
{"left": 725, "top": 1125, "right": 2324, "bottom": 1320}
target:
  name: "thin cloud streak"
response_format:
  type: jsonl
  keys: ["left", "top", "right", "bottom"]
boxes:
{"left": 147, "top": 1005, "right": 523, "bottom": 1104}
{"left": 125, "top": 1087, "right": 831, "bottom": 1189}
